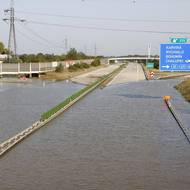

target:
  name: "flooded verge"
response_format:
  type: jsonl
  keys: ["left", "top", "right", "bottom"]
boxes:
{"left": 0, "top": 80, "right": 84, "bottom": 142}
{"left": 0, "top": 79, "right": 190, "bottom": 190}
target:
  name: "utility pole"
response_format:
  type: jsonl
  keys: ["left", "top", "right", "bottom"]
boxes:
{"left": 94, "top": 44, "right": 97, "bottom": 57}
{"left": 3, "top": 0, "right": 25, "bottom": 63}
{"left": 146, "top": 43, "right": 151, "bottom": 66}
{"left": 148, "top": 43, "right": 151, "bottom": 59}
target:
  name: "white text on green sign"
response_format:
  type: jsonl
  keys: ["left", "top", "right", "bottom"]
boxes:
{"left": 171, "top": 38, "right": 188, "bottom": 44}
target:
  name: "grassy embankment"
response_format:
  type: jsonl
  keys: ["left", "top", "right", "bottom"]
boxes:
{"left": 150, "top": 69, "right": 190, "bottom": 77}
{"left": 176, "top": 79, "right": 190, "bottom": 102}
{"left": 41, "top": 61, "right": 106, "bottom": 81}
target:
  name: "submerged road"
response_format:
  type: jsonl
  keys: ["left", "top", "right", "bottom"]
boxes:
{"left": 0, "top": 78, "right": 190, "bottom": 189}
{"left": 71, "top": 65, "right": 119, "bottom": 84}
{"left": 108, "top": 62, "right": 146, "bottom": 85}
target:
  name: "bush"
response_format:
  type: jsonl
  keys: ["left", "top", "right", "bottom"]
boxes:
{"left": 91, "top": 58, "right": 101, "bottom": 67}
{"left": 81, "top": 62, "right": 90, "bottom": 69}
{"left": 68, "top": 65, "right": 78, "bottom": 72}
{"left": 68, "top": 62, "right": 90, "bottom": 71}
{"left": 55, "top": 64, "right": 64, "bottom": 72}
{"left": 74, "top": 63, "right": 83, "bottom": 69}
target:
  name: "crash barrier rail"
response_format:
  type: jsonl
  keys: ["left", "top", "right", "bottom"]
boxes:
{"left": 140, "top": 63, "right": 149, "bottom": 80}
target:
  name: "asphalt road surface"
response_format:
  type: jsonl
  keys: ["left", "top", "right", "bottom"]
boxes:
{"left": 108, "top": 62, "right": 145, "bottom": 85}
{"left": 71, "top": 65, "right": 119, "bottom": 84}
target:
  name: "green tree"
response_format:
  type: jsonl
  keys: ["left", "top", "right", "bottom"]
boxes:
{"left": 66, "top": 48, "right": 78, "bottom": 60}
{"left": 91, "top": 58, "right": 101, "bottom": 67}
{"left": 0, "top": 41, "right": 6, "bottom": 54}
{"left": 19, "top": 54, "right": 28, "bottom": 63}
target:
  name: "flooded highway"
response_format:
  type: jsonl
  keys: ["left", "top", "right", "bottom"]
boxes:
{"left": 0, "top": 79, "right": 190, "bottom": 190}
{"left": 0, "top": 80, "right": 83, "bottom": 142}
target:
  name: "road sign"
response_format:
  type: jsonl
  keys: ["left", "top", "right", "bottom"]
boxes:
{"left": 146, "top": 62, "right": 154, "bottom": 69}
{"left": 170, "top": 38, "right": 188, "bottom": 44}
{"left": 160, "top": 44, "right": 190, "bottom": 71}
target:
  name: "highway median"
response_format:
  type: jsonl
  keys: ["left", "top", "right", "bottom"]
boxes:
{"left": 0, "top": 64, "right": 125, "bottom": 157}
{"left": 41, "top": 64, "right": 125, "bottom": 121}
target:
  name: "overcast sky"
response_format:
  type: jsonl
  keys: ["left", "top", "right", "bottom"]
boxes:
{"left": 0, "top": 0, "right": 190, "bottom": 56}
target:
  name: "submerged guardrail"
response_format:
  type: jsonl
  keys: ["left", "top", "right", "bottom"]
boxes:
{"left": 140, "top": 63, "right": 149, "bottom": 80}
{"left": 163, "top": 96, "right": 190, "bottom": 144}
{"left": 0, "top": 65, "right": 124, "bottom": 157}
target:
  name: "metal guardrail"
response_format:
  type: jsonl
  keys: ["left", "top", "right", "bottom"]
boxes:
{"left": 140, "top": 63, "right": 150, "bottom": 80}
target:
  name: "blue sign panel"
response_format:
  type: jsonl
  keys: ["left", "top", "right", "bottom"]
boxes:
{"left": 160, "top": 44, "right": 190, "bottom": 71}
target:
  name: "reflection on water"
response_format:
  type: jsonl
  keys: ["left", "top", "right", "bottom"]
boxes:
{"left": 0, "top": 80, "right": 190, "bottom": 190}
{"left": 0, "top": 80, "right": 84, "bottom": 141}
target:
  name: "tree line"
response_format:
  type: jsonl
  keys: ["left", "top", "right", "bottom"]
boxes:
{"left": 0, "top": 41, "right": 99, "bottom": 63}
{"left": 19, "top": 48, "right": 97, "bottom": 63}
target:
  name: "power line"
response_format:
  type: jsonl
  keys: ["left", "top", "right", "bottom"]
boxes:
{"left": 18, "top": 23, "right": 63, "bottom": 49}
{"left": 26, "top": 20, "right": 190, "bottom": 35}
{"left": 16, "top": 10, "right": 190, "bottom": 24}
{"left": 16, "top": 25, "right": 59, "bottom": 49}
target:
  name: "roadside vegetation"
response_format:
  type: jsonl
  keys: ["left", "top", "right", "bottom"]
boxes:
{"left": 0, "top": 40, "right": 102, "bottom": 63}
{"left": 19, "top": 48, "right": 103, "bottom": 63}
{"left": 176, "top": 79, "right": 190, "bottom": 102}
{"left": 0, "top": 41, "right": 8, "bottom": 54}
{"left": 41, "top": 58, "right": 102, "bottom": 81}
{"left": 68, "top": 63, "right": 90, "bottom": 72}
{"left": 41, "top": 64, "right": 124, "bottom": 121}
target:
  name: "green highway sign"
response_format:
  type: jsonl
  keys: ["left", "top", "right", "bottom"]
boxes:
{"left": 170, "top": 38, "right": 188, "bottom": 44}
{"left": 146, "top": 62, "right": 154, "bottom": 69}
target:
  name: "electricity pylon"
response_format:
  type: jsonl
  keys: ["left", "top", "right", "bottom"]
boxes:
{"left": 3, "top": 0, "right": 25, "bottom": 62}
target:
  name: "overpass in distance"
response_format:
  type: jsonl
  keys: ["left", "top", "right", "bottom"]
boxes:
{"left": 108, "top": 57, "right": 160, "bottom": 64}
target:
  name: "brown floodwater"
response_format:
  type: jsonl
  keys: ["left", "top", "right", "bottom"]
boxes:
{"left": 0, "top": 79, "right": 190, "bottom": 190}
